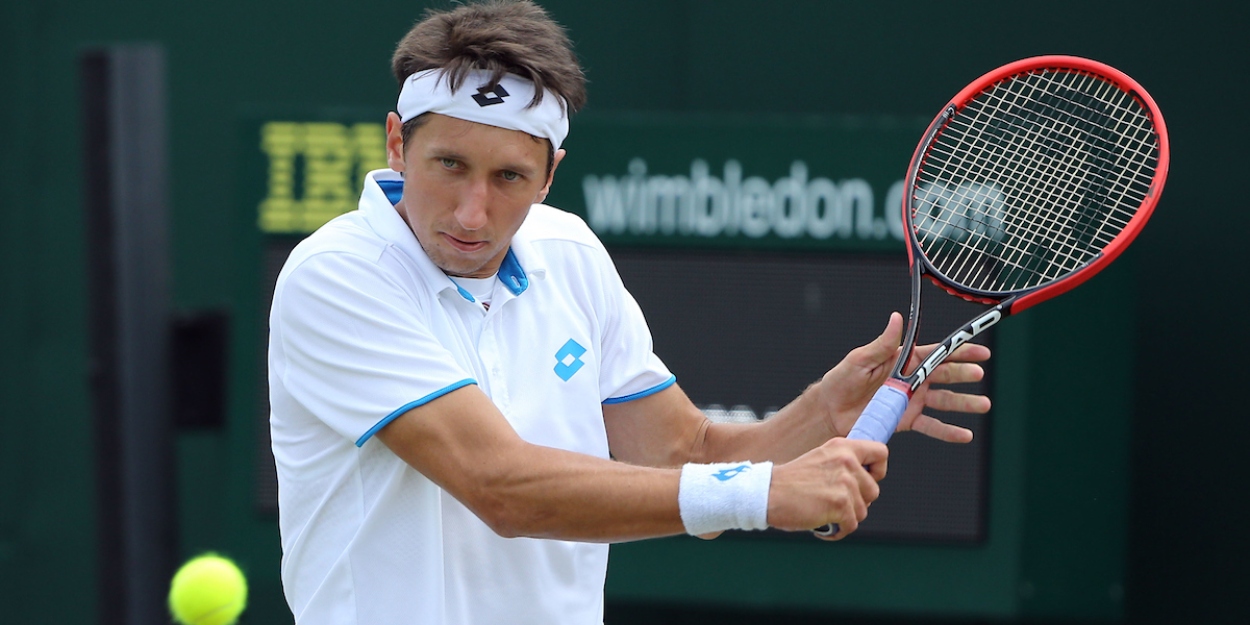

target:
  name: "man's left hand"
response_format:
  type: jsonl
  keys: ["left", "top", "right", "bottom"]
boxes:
{"left": 816, "top": 312, "right": 992, "bottom": 443}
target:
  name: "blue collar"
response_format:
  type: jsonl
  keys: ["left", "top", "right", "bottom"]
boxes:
{"left": 378, "top": 179, "right": 404, "bottom": 205}
{"left": 498, "top": 248, "right": 528, "bottom": 295}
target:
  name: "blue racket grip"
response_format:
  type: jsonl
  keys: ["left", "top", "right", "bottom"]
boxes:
{"left": 813, "top": 384, "right": 910, "bottom": 537}
{"left": 846, "top": 383, "right": 910, "bottom": 443}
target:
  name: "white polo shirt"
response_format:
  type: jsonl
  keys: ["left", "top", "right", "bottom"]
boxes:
{"left": 269, "top": 169, "right": 674, "bottom": 625}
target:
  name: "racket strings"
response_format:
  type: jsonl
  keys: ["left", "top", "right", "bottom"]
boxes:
{"left": 913, "top": 67, "right": 1160, "bottom": 293}
{"left": 940, "top": 71, "right": 1150, "bottom": 287}
{"left": 979, "top": 70, "right": 1156, "bottom": 207}
{"left": 973, "top": 72, "right": 1151, "bottom": 255}
{"left": 939, "top": 74, "right": 1145, "bottom": 283}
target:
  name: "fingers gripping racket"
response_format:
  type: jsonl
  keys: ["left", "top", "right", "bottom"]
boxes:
{"left": 814, "top": 56, "right": 1168, "bottom": 537}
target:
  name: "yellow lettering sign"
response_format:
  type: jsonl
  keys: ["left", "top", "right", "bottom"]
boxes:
{"left": 258, "top": 121, "right": 389, "bottom": 234}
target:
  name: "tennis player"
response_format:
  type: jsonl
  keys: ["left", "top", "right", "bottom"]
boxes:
{"left": 268, "top": 1, "right": 991, "bottom": 623}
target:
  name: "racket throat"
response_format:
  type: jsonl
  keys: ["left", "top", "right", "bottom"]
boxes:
{"left": 907, "top": 306, "right": 1004, "bottom": 392}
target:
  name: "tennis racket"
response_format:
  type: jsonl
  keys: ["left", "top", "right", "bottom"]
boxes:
{"left": 814, "top": 55, "right": 1169, "bottom": 537}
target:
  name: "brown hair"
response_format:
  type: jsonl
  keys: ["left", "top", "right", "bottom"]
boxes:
{"left": 392, "top": 0, "right": 586, "bottom": 157}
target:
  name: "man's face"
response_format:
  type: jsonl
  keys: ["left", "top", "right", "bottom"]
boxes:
{"left": 385, "top": 112, "right": 564, "bottom": 278}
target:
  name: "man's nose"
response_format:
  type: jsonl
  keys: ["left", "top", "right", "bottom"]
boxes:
{"left": 454, "top": 179, "right": 489, "bottom": 230}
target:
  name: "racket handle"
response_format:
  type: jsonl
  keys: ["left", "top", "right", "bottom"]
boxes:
{"left": 847, "top": 383, "right": 910, "bottom": 443}
{"left": 813, "top": 383, "right": 910, "bottom": 537}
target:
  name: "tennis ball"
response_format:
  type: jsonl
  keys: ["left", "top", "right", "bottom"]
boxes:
{"left": 167, "top": 553, "right": 248, "bottom": 625}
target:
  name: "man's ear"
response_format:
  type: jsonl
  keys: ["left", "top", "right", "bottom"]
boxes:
{"left": 536, "top": 148, "right": 566, "bottom": 203}
{"left": 386, "top": 111, "right": 406, "bottom": 173}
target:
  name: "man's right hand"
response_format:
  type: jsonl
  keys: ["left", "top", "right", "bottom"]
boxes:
{"left": 765, "top": 437, "right": 888, "bottom": 540}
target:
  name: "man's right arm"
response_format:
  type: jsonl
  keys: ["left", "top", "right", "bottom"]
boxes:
{"left": 374, "top": 384, "right": 886, "bottom": 542}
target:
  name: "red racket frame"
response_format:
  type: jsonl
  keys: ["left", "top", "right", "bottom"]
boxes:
{"left": 906, "top": 55, "right": 1170, "bottom": 317}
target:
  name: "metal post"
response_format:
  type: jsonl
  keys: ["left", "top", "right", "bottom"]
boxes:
{"left": 82, "top": 44, "right": 175, "bottom": 625}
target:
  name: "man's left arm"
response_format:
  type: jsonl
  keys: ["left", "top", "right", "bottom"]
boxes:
{"left": 603, "top": 312, "right": 992, "bottom": 468}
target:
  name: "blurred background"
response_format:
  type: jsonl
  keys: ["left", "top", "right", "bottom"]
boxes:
{"left": 2, "top": 0, "right": 1246, "bottom": 623}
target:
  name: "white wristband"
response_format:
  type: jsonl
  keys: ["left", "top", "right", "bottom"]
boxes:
{"left": 678, "top": 461, "right": 773, "bottom": 535}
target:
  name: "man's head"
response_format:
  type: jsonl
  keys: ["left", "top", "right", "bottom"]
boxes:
{"left": 392, "top": 0, "right": 586, "bottom": 174}
{"left": 384, "top": 0, "right": 586, "bottom": 278}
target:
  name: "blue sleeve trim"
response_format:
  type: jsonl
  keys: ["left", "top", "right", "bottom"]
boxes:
{"left": 355, "top": 379, "right": 477, "bottom": 447}
{"left": 602, "top": 375, "right": 676, "bottom": 405}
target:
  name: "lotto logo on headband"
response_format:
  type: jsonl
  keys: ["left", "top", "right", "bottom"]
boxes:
{"left": 472, "top": 84, "right": 510, "bottom": 107}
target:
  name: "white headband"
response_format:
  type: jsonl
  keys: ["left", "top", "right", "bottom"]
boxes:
{"left": 397, "top": 68, "right": 570, "bottom": 150}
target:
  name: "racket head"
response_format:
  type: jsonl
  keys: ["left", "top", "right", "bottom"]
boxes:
{"left": 902, "top": 55, "right": 1169, "bottom": 313}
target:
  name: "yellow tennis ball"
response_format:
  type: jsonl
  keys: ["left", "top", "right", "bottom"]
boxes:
{"left": 167, "top": 553, "right": 248, "bottom": 625}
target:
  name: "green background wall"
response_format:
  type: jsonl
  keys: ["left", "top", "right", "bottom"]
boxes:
{"left": 2, "top": 0, "right": 1245, "bottom": 623}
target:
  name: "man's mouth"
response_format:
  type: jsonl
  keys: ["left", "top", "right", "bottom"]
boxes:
{"left": 443, "top": 233, "right": 488, "bottom": 252}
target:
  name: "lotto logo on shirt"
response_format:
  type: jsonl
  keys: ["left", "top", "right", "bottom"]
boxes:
{"left": 553, "top": 339, "right": 587, "bottom": 381}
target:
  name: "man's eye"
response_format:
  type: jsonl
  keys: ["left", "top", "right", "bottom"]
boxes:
{"left": 440, "top": 158, "right": 458, "bottom": 168}
{"left": 501, "top": 171, "right": 520, "bottom": 182}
